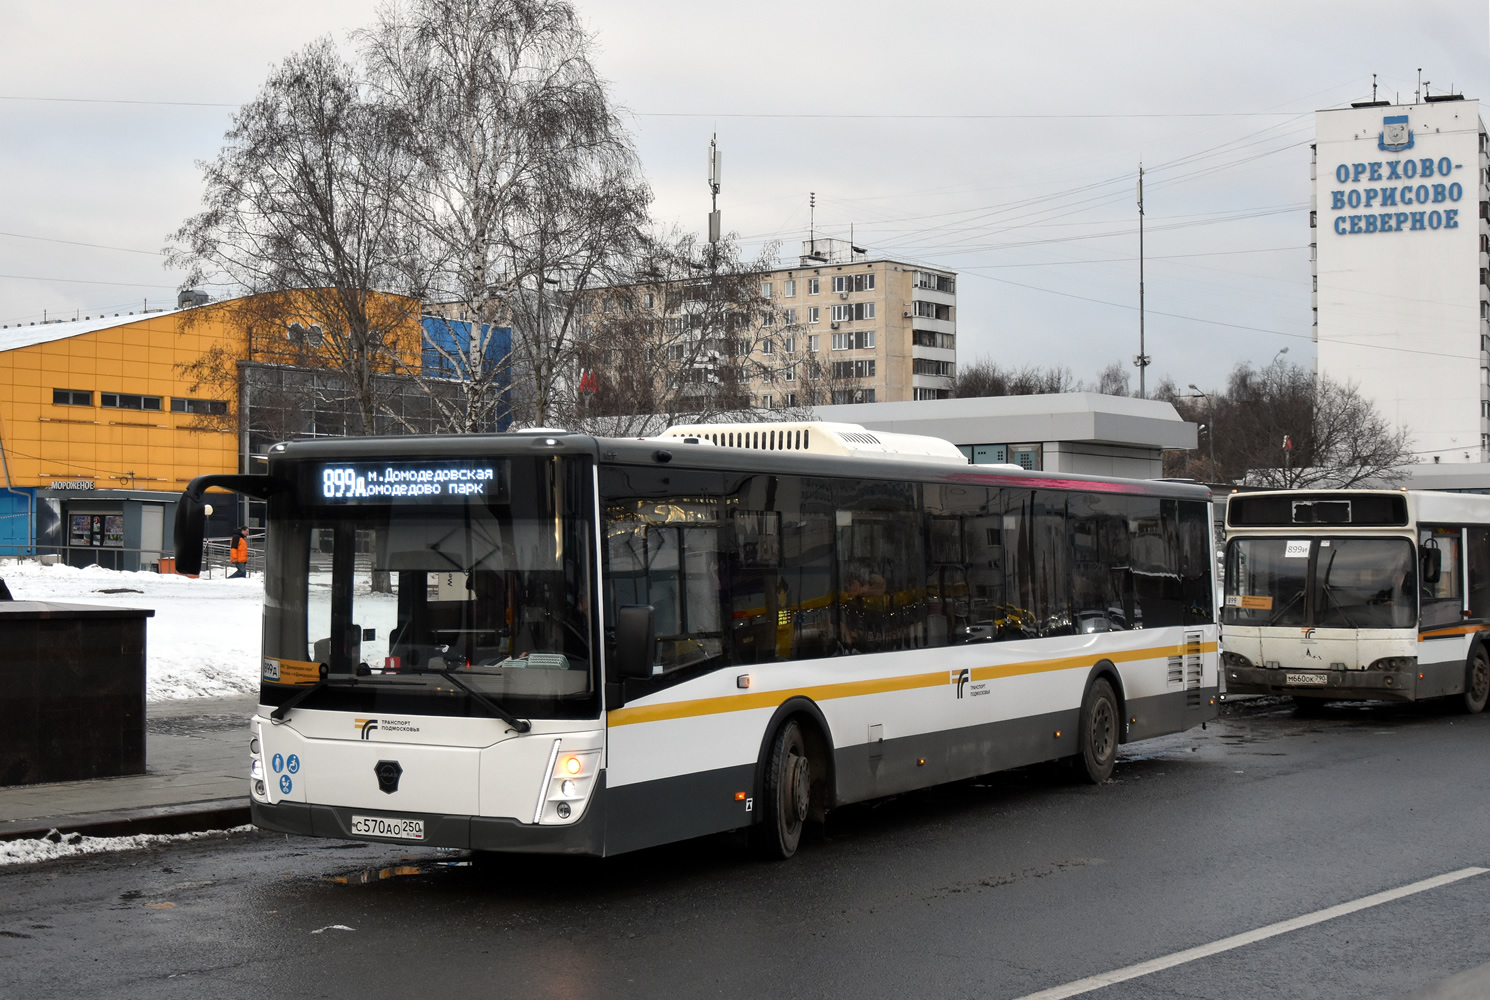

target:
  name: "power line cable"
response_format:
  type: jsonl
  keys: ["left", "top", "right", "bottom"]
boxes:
{"left": 0, "top": 231, "right": 163, "bottom": 256}
{"left": 0, "top": 93, "right": 1322, "bottom": 118}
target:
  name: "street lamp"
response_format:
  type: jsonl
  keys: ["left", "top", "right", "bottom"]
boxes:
{"left": 1272, "top": 346, "right": 1289, "bottom": 365}
{"left": 1187, "top": 384, "right": 1216, "bottom": 483}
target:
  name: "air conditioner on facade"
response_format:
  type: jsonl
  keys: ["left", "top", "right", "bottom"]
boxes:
{"left": 903, "top": 311, "right": 912, "bottom": 318}
{"left": 830, "top": 322, "right": 840, "bottom": 330}
{"left": 839, "top": 292, "right": 849, "bottom": 299}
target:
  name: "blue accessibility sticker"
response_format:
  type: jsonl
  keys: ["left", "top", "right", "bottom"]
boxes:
{"left": 279, "top": 774, "right": 293, "bottom": 795}
{"left": 271, "top": 753, "right": 284, "bottom": 773}
{"left": 287, "top": 754, "right": 300, "bottom": 774}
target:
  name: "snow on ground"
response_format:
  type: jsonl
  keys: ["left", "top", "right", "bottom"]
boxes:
{"left": 0, "top": 825, "right": 254, "bottom": 866}
{"left": 0, "top": 561, "right": 264, "bottom": 702}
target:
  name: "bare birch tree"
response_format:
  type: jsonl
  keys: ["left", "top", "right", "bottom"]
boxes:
{"left": 359, "top": 0, "right": 650, "bottom": 431}
{"left": 167, "top": 39, "right": 425, "bottom": 435}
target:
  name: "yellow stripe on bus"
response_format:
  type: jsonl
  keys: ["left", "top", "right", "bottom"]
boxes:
{"left": 606, "top": 640, "right": 1218, "bottom": 727}
{"left": 1419, "top": 623, "right": 1490, "bottom": 640}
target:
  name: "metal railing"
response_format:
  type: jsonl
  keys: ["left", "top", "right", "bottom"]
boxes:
{"left": 30, "top": 544, "right": 172, "bottom": 573}
{"left": 199, "top": 535, "right": 265, "bottom": 579}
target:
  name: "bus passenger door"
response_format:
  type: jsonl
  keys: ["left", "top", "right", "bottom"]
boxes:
{"left": 1418, "top": 526, "right": 1467, "bottom": 697}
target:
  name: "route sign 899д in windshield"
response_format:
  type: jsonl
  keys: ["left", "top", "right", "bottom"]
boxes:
{"left": 315, "top": 460, "right": 509, "bottom": 503}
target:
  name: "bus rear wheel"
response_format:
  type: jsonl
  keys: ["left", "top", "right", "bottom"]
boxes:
{"left": 1463, "top": 647, "right": 1489, "bottom": 714}
{"left": 1076, "top": 679, "right": 1119, "bottom": 784}
{"left": 751, "top": 719, "right": 812, "bottom": 860}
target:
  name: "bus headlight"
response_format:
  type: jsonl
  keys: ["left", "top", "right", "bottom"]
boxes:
{"left": 251, "top": 759, "right": 264, "bottom": 781}
{"left": 1221, "top": 651, "right": 1252, "bottom": 669}
{"left": 536, "top": 749, "right": 601, "bottom": 825}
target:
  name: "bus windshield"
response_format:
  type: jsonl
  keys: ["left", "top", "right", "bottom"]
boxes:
{"left": 261, "top": 455, "right": 598, "bottom": 719}
{"left": 1223, "top": 536, "right": 1416, "bottom": 630}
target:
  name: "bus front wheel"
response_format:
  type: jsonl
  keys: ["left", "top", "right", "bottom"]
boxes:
{"left": 1076, "top": 679, "right": 1119, "bottom": 784}
{"left": 751, "top": 719, "right": 812, "bottom": 860}
{"left": 1463, "top": 647, "right": 1489, "bottom": 714}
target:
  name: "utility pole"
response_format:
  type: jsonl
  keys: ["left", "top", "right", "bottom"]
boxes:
{"left": 1135, "top": 163, "right": 1150, "bottom": 398}
{"left": 707, "top": 135, "right": 721, "bottom": 245}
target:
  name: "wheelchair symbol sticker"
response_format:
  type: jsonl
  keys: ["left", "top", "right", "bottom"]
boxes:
{"left": 271, "top": 754, "right": 284, "bottom": 773}
{"left": 279, "top": 775, "right": 293, "bottom": 794}
{"left": 287, "top": 754, "right": 300, "bottom": 774}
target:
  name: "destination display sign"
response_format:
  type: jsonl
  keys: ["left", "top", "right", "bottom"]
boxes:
{"left": 313, "top": 460, "right": 509, "bottom": 504}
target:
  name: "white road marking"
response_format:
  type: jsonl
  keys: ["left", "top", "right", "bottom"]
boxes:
{"left": 1014, "top": 867, "right": 1489, "bottom": 1000}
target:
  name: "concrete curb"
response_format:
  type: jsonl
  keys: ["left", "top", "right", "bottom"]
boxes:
{"left": 0, "top": 798, "right": 250, "bottom": 842}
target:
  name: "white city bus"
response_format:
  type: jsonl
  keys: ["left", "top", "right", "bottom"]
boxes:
{"left": 1221, "top": 489, "right": 1490, "bottom": 713}
{"left": 176, "top": 423, "right": 1219, "bottom": 859}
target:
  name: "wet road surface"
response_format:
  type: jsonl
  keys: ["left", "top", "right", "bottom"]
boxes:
{"left": 2, "top": 697, "right": 1488, "bottom": 999}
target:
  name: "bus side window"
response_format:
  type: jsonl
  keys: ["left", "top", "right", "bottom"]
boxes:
{"left": 1467, "top": 528, "right": 1490, "bottom": 620}
{"left": 1419, "top": 526, "right": 1463, "bottom": 628}
{"left": 833, "top": 478, "right": 925, "bottom": 655}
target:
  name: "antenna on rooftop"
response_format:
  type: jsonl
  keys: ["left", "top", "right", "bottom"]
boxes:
{"left": 809, "top": 192, "right": 816, "bottom": 255}
{"left": 707, "top": 135, "right": 721, "bottom": 244}
{"left": 1372, "top": 73, "right": 1377, "bottom": 102}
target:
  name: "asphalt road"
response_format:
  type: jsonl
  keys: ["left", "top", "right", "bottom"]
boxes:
{"left": 2, "top": 697, "right": 1488, "bottom": 1000}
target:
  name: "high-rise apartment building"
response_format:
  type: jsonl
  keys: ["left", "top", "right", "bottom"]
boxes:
{"left": 752, "top": 239, "right": 957, "bottom": 407}
{"left": 1312, "top": 95, "right": 1490, "bottom": 462}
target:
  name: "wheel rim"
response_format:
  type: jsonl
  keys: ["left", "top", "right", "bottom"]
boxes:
{"left": 788, "top": 753, "right": 810, "bottom": 823}
{"left": 1090, "top": 699, "right": 1114, "bottom": 762}
{"left": 1473, "top": 655, "right": 1489, "bottom": 702}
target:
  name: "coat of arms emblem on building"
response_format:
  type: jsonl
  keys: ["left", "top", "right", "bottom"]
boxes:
{"left": 1379, "top": 114, "right": 1413, "bottom": 152}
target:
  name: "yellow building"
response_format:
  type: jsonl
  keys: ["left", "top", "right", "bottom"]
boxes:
{"left": 0, "top": 307, "right": 241, "bottom": 566}
{"left": 0, "top": 291, "right": 437, "bottom": 565}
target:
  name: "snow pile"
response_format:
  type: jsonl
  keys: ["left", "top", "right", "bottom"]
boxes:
{"left": 0, "top": 561, "right": 263, "bottom": 701}
{"left": 0, "top": 825, "right": 254, "bottom": 866}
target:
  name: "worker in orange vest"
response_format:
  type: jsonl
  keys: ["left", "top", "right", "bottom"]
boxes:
{"left": 229, "top": 527, "right": 249, "bottom": 579}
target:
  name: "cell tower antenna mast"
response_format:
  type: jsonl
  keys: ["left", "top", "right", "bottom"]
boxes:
{"left": 707, "top": 134, "right": 722, "bottom": 244}
{"left": 1372, "top": 73, "right": 1377, "bottom": 101}
{"left": 809, "top": 191, "right": 816, "bottom": 253}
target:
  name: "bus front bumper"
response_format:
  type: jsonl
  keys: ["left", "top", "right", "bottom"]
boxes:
{"left": 250, "top": 772, "right": 608, "bottom": 856}
{"left": 1223, "top": 665, "right": 1417, "bottom": 701}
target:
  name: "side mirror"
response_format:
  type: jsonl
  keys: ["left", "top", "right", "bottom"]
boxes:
{"left": 173, "top": 473, "right": 285, "bottom": 576}
{"left": 173, "top": 491, "right": 208, "bottom": 575}
{"left": 613, "top": 605, "right": 657, "bottom": 680}
{"left": 1422, "top": 547, "right": 1442, "bottom": 586}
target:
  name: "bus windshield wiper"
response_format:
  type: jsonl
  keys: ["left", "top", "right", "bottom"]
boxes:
{"left": 437, "top": 669, "right": 531, "bottom": 733}
{"left": 269, "top": 676, "right": 333, "bottom": 721}
{"left": 1267, "top": 587, "right": 1306, "bottom": 625}
{"left": 1315, "top": 551, "right": 1358, "bottom": 629}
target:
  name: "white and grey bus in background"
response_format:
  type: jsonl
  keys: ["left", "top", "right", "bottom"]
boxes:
{"left": 1221, "top": 489, "right": 1490, "bottom": 713}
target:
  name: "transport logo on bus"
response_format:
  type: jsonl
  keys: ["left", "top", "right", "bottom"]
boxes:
{"left": 952, "top": 668, "right": 970, "bottom": 698}
{"left": 356, "top": 718, "right": 379, "bottom": 739}
{"left": 950, "top": 668, "right": 989, "bottom": 699}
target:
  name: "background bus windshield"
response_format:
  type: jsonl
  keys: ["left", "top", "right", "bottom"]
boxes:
{"left": 1223, "top": 537, "right": 1416, "bottom": 629}
{"left": 261, "top": 456, "right": 596, "bottom": 718}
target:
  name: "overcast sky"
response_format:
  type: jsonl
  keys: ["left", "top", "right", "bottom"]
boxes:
{"left": 2, "top": 0, "right": 1487, "bottom": 393}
